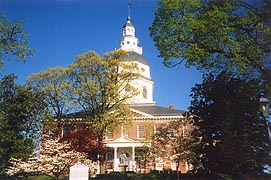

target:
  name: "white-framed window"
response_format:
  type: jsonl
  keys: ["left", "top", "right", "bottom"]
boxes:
{"left": 122, "top": 125, "right": 129, "bottom": 138}
{"left": 106, "top": 128, "right": 113, "bottom": 140}
{"left": 154, "top": 124, "right": 162, "bottom": 133}
{"left": 137, "top": 125, "right": 145, "bottom": 139}
{"left": 182, "top": 124, "right": 191, "bottom": 139}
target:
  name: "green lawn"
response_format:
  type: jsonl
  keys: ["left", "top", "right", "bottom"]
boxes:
{"left": 17, "top": 172, "right": 270, "bottom": 180}
{"left": 26, "top": 175, "right": 68, "bottom": 180}
{"left": 27, "top": 175, "right": 53, "bottom": 180}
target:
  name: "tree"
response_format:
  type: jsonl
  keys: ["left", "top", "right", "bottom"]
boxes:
{"left": 0, "top": 74, "right": 47, "bottom": 177}
{"left": 61, "top": 127, "right": 111, "bottom": 161}
{"left": 189, "top": 72, "right": 270, "bottom": 179}
{"left": 0, "top": 13, "right": 34, "bottom": 69}
{"left": 150, "top": 0, "right": 271, "bottom": 87}
{"left": 153, "top": 115, "right": 200, "bottom": 180}
{"left": 6, "top": 135, "right": 97, "bottom": 180}
{"left": 66, "top": 49, "right": 140, "bottom": 167}
{"left": 26, "top": 66, "right": 72, "bottom": 137}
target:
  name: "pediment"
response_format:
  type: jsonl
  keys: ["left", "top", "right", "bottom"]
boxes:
{"left": 112, "top": 136, "right": 136, "bottom": 143}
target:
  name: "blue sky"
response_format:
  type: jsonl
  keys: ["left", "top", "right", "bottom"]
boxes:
{"left": 0, "top": 0, "right": 202, "bottom": 111}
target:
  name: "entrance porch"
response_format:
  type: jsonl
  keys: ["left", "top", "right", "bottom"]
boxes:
{"left": 105, "top": 136, "right": 147, "bottom": 173}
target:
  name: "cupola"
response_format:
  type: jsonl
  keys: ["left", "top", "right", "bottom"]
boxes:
{"left": 120, "top": 16, "right": 142, "bottom": 54}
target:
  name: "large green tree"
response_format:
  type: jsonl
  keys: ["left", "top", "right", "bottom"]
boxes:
{"left": 67, "top": 50, "right": 139, "bottom": 171}
{"left": 67, "top": 50, "right": 139, "bottom": 141}
{"left": 0, "top": 74, "right": 47, "bottom": 177}
{"left": 0, "top": 13, "right": 34, "bottom": 69}
{"left": 27, "top": 66, "right": 72, "bottom": 137}
{"left": 150, "top": 0, "right": 271, "bottom": 87}
{"left": 189, "top": 72, "right": 270, "bottom": 179}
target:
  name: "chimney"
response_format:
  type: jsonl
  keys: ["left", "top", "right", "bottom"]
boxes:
{"left": 169, "top": 104, "right": 174, "bottom": 109}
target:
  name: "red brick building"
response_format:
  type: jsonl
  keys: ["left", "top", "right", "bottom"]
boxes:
{"left": 62, "top": 15, "right": 189, "bottom": 174}
{"left": 102, "top": 15, "right": 188, "bottom": 173}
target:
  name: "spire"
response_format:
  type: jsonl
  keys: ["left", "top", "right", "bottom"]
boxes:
{"left": 119, "top": 0, "right": 142, "bottom": 54}
{"left": 125, "top": 1, "right": 132, "bottom": 26}
{"left": 128, "top": 0, "right": 132, "bottom": 18}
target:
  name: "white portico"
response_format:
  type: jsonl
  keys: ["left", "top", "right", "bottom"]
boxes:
{"left": 106, "top": 136, "right": 144, "bottom": 172}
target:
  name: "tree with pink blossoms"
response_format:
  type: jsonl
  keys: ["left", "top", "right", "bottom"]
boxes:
{"left": 6, "top": 135, "right": 97, "bottom": 180}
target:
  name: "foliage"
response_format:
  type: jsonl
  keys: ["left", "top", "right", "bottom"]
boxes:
{"left": 27, "top": 66, "right": 73, "bottom": 137}
{"left": 66, "top": 49, "right": 140, "bottom": 143}
{"left": 6, "top": 135, "right": 96, "bottom": 180}
{"left": 150, "top": 0, "right": 271, "bottom": 85}
{"left": 61, "top": 127, "right": 111, "bottom": 161}
{"left": 0, "top": 74, "right": 47, "bottom": 177}
{"left": 0, "top": 13, "right": 34, "bottom": 69}
{"left": 153, "top": 115, "right": 200, "bottom": 179}
{"left": 25, "top": 49, "right": 140, "bottom": 173}
{"left": 189, "top": 72, "right": 270, "bottom": 179}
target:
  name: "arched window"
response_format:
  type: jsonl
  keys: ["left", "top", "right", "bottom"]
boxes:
{"left": 143, "top": 86, "right": 147, "bottom": 99}
{"left": 106, "top": 152, "right": 113, "bottom": 161}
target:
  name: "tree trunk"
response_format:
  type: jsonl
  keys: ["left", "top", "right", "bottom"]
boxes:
{"left": 176, "top": 160, "right": 180, "bottom": 180}
{"left": 97, "top": 133, "right": 103, "bottom": 174}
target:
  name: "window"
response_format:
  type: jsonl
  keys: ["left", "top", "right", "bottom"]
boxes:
{"left": 154, "top": 124, "right": 162, "bottom": 133}
{"left": 105, "top": 152, "right": 114, "bottom": 169}
{"left": 62, "top": 126, "right": 70, "bottom": 138}
{"left": 105, "top": 152, "right": 113, "bottom": 161}
{"left": 138, "top": 125, "right": 145, "bottom": 139}
{"left": 106, "top": 128, "right": 113, "bottom": 140}
{"left": 143, "top": 86, "right": 147, "bottom": 99}
{"left": 122, "top": 125, "right": 129, "bottom": 138}
{"left": 182, "top": 125, "right": 190, "bottom": 138}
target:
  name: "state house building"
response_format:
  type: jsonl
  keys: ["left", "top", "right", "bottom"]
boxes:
{"left": 63, "top": 15, "right": 189, "bottom": 173}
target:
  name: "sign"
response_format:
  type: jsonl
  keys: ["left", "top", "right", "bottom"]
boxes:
{"left": 70, "top": 162, "right": 89, "bottom": 180}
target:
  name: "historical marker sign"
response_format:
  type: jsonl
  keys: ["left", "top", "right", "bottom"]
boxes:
{"left": 70, "top": 162, "right": 89, "bottom": 180}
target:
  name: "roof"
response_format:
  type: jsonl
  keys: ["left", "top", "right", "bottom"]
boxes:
{"left": 122, "top": 16, "right": 134, "bottom": 28}
{"left": 131, "top": 104, "right": 185, "bottom": 116}
{"left": 127, "top": 51, "right": 149, "bottom": 66}
{"left": 63, "top": 104, "right": 185, "bottom": 119}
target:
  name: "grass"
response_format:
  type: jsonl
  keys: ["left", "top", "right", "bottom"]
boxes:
{"left": 27, "top": 175, "right": 53, "bottom": 180}
{"left": 26, "top": 175, "right": 68, "bottom": 180}
{"left": 19, "top": 171, "right": 271, "bottom": 180}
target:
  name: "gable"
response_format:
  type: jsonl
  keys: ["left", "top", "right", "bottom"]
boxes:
{"left": 112, "top": 136, "right": 136, "bottom": 143}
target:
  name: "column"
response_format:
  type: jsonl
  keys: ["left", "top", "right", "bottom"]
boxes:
{"left": 132, "top": 146, "right": 135, "bottom": 172}
{"left": 114, "top": 147, "right": 118, "bottom": 171}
